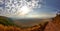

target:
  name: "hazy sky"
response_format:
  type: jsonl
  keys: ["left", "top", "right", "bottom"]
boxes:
{"left": 0, "top": 0, "right": 60, "bottom": 19}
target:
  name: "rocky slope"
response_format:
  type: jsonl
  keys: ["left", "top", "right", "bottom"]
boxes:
{"left": 44, "top": 14, "right": 60, "bottom": 31}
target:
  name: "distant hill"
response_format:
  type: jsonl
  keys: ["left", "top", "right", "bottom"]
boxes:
{"left": 13, "top": 17, "right": 51, "bottom": 28}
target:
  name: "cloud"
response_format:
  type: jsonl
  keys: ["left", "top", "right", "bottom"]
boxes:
{"left": 4, "top": 0, "right": 42, "bottom": 17}
{"left": 0, "top": 7, "right": 3, "bottom": 16}
{"left": 26, "top": 0, "right": 42, "bottom": 8}
{"left": 0, "top": 0, "right": 4, "bottom": 5}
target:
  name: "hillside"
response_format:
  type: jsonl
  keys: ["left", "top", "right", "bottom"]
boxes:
{"left": 0, "top": 16, "right": 15, "bottom": 26}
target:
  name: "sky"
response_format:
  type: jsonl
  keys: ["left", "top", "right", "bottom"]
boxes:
{"left": 0, "top": 0, "right": 60, "bottom": 27}
{"left": 0, "top": 0, "right": 60, "bottom": 19}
